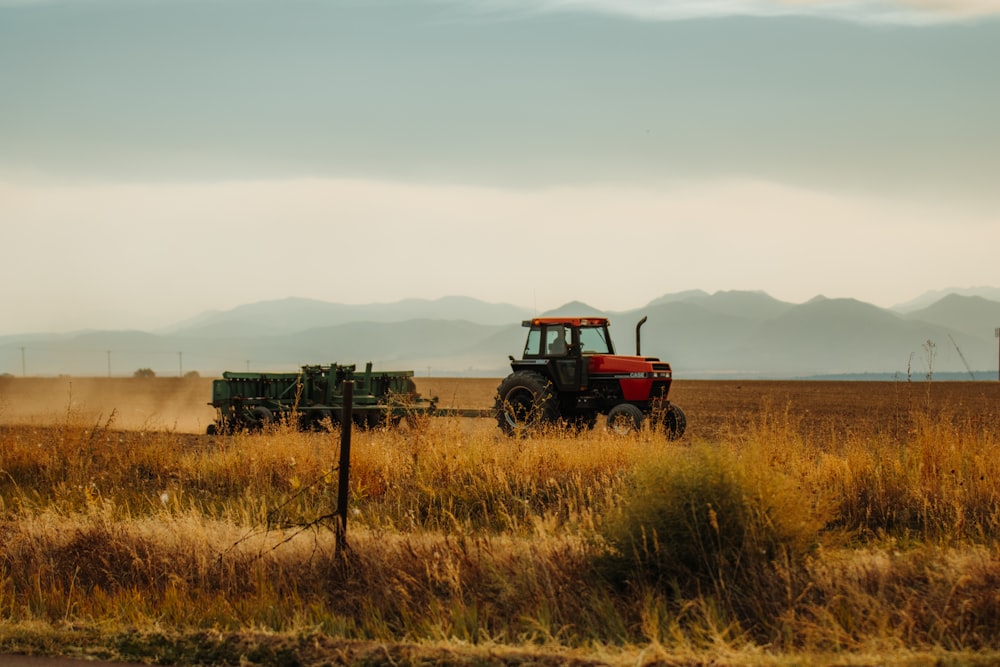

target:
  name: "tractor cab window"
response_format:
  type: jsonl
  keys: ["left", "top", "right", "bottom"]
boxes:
{"left": 523, "top": 328, "right": 542, "bottom": 356}
{"left": 579, "top": 325, "right": 612, "bottom": 354}
{"left": 545, "top": 325, "right": 570, "bottom": 356}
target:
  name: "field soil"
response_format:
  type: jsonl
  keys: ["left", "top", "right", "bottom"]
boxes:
{"left": 2, "top": 376, "right": 999, "bottom": 438}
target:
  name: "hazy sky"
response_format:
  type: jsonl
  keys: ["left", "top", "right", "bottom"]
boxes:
{"left": 2, "top": 0, "right": 999, "bottom": 334}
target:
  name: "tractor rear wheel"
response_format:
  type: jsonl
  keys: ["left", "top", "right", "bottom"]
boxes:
{"left": 494, "top": 371, "right": 560, "bottom": 436}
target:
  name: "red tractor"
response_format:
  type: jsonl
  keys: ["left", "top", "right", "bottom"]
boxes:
{"left": 494, "top": 316, "right": 686, "bottom": 439}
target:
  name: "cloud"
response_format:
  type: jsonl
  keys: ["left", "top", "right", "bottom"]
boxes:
{"left": 4, "top": 0, "right": 999, "bottom": 22}
{"left": 460, "top": 0, "right": 1000, "bottom": 24}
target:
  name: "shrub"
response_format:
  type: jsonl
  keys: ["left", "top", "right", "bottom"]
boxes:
{"left": 597, "top": 444, "right": 823, "bottom": 623}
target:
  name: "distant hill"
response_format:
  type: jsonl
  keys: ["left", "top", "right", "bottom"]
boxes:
{"left": 3, "top": 290, "right": 999, "bottom": 378}
{"left": 539, "top": 301, "right": 607, "bottom": 318}
{"left": 723, "top": 298, "right": 950, "bottom": 376}
{"left": 892, "top": 287, "right": 1000, "bottom": 313}
{"left": 647, "top": 290, "right": 710, "bottom": 306}
{"left": 902, "top": 294, "right": 1000, "bottom": 338}
{"left": 607, "top": 300, "right": 765, "bottom": 368}
{"left": 160, "top": 296, "right": 533, "bottom": 337}
{"left": 647, "top": 290, "right": 794, "bottom": 320}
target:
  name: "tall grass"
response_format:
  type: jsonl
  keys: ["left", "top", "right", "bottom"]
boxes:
{"left": 3, "top": 400, "right": 1000, "bottom": 663}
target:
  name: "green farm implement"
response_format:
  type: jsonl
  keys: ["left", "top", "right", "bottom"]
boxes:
{"left": 207, "top": 362, "right": 434, "bottom": 434}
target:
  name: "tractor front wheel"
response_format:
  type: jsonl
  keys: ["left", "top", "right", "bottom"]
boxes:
{"left": 494, "top": 371, "right": 559, "bottom": 436}
{"left": 661, "top": 403, "right": 687, "bottom": 440}
{"left": 607, "top": 402, "right": 644, "bottom": 435}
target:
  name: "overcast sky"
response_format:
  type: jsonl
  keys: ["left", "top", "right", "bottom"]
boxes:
{"left": 2, "top": 0, "right": 999, "bottom": 334}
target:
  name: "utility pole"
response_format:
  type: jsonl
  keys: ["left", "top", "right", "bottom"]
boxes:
{"left": 20, "top": 346, "right": 25, "bottom": 377}
{"left": 178, "top": 351, "right": 183, "bottom": 377}
{"left": 995, "top": 328, "right": 1000, "bottom": 382}
{"left": 106, "top": 350, "right": 112, "bottom": 378}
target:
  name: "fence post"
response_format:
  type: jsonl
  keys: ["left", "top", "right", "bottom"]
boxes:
{"left": 336, "top": 380, "right": 353, "bottom": 554}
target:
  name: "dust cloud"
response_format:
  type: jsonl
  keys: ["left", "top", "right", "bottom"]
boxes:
{"left": 0, "top": 377, "right": 503, "bottom": 435}
{"left": 0, "top": 377, "right": 217, "bottom": 434}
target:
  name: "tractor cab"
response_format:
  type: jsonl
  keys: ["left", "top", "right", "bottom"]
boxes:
{"left": 521, "top": 318, "right": 615, "bottom": 357}
{"left": 517, "top": 317, "right": 613, "bottom": 392}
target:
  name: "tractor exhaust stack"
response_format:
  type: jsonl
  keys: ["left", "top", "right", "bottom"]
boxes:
{"left": 635, "top": 316, "right": 648, "bottom": 356}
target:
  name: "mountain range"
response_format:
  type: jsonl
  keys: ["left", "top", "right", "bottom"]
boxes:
{"left": 3, "top": 289, "right": 1000, "bottom": 379}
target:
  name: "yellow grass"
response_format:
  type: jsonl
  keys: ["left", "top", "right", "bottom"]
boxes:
{"left": 3, "top": 377, "right": 1000, "bottom": 665}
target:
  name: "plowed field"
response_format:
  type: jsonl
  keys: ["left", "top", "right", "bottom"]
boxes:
{"left": 420, "top": 376, "right": 1000, "bottom": 439}
{"left": 2, "top": 376, "right": 998, "bottom": 439}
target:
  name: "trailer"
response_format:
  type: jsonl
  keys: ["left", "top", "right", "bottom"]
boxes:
{"left": 207, "top": 362, "right": 435, "bottom": 434}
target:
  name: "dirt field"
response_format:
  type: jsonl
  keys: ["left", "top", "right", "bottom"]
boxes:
{"left": 2, "top": 375, "right": 998, "bottom": 439}
{"left": 670, "top": 378, "right": 1000, "bottom": 439}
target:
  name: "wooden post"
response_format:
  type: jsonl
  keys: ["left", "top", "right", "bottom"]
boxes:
{"left": 336, "top": 381, "right": 353, "bottom": 554}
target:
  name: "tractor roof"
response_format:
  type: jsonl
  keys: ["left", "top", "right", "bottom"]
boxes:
{"left": 522, "top": 317, "right": 610, "bottom": 327}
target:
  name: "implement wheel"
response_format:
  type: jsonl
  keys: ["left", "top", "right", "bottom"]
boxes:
{"left": 303, "top": 408, "right": 335, "bottom": 432}
{"left": 247, "top": 406, "right": 273, "bottom": 432}
{"left": 494, "top": 371, "right": 560, "bottom": 436}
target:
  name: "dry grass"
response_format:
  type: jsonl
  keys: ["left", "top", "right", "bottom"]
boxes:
{"left": 3, "top": 378, "right": 1000, "bottom": 664}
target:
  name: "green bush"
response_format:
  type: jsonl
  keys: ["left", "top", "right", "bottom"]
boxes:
{"left": 597, "top": 444, "right": 823, "bottom": 607}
